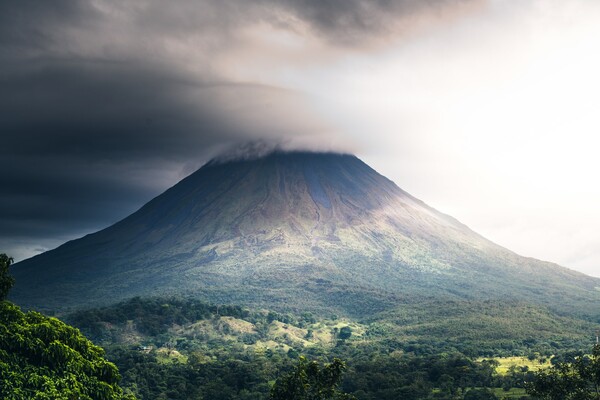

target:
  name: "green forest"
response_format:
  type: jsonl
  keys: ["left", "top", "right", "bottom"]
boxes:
{"left": 0, "top": 254, "right": 131, "bottom": 399}
{"left": 61, "top": 296, "right": 597, "bottom": 399}
{"left": 3, "top": 253, "right": 600, "bottom": 399}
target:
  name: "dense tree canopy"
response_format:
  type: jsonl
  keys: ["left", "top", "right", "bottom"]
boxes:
{"left": 0, "top": 253, "right": 14, "bottom": 300}
{"left": 0, "top": 253, "right": 133, "bottom": 399}
{"left": 527, "top": 345, "right": 600, "bottom": 399}
{"left": 270, "top": 357, "right": 355, "bottom": 400}
{"left": 0, "top": 301, "right": 134, "bottom": 399}
{"left": 66, "top": 296, "right": 587, "bottom": 399}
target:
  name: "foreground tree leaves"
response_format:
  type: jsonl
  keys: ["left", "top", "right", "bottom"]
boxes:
{"left": 527, "top": 345, "right": 600, "bottom": 399}
{"left": 0, "top": 300, "right": 134, "bottom": 399}
{"left": 0, "top": 254, "right": 14, "bottom": 300}
{"left": 270, "top": 356, "right": 356, "bottom": 400}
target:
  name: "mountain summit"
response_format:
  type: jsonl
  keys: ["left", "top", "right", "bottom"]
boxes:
{"left": 11, "top": 152, "right": 600, "bottom": 315}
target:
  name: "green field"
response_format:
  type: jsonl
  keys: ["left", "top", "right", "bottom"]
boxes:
{"left": 491, "top": 387, "right": 529, "bottom": 398}
{"left": 479, "top": 356, "right": 552, "bottom": 375}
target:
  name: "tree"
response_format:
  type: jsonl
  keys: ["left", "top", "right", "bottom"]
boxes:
{"left": 270, "top": 357, "right": 356, "bottom": 400}
{"left": 0, "top": 253, "right": 14, "bottom": 300}
{"left": 527, "top": 345, "right": 600, "bottom": 399}
{"left": 0, "top": 253, "right": 134, "bottom": 399}
{"left": 0, "top": 301, "right": 136, "bottom": 399}
{"left": 338, "top": 326, "right": 352, "bottom": 341}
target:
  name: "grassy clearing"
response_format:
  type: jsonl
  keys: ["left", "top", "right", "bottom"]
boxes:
{"left": 480, "top": 356, "right": 551, "bottom": 375}
{"left": 432, "top": 387, "right": 528, "bottom": 399}
{"left": 155, "top": 348, "right": 188, "bottom": 364}
{"left": 491, "top": 387, "right": 528, "bottom": 398}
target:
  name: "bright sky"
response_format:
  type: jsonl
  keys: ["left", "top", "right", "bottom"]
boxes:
{"left": 223, "top": 1, "right": 600, "bottom": 277}
{"left": 356, "top": 1, "right": 600, "bottom": 277}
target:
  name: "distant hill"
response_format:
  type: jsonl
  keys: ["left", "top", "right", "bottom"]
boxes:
{"left": 10, "top": 151, "right": 600, "bottom": 318}
{"left": 65, "top": 296, "right": 597, "bottom": 359}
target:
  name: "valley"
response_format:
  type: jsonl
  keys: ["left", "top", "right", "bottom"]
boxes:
{"left": 62, "top": 296, "right": 595, "bottom": 399}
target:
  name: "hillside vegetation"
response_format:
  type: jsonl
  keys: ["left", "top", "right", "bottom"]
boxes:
{"left": 64, "top": 296, "right": 596, "bottom": 399}
{"left": 0, "top": 301, "right": 133, "bottom": 399}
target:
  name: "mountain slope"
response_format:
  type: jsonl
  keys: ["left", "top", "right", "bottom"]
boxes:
{"left": 10, "top": 152, "right": 600, "bottom": 316}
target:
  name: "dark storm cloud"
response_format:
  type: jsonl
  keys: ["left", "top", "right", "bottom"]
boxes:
{"left": 1, "top": 61, "right": 261, "bottom": 158}
{"left": 0, "top": 0, "right": 475, "bottom": 260}
{"left": 275, "top": 0, "right": 478, "bottom": 44}
{"left": 127, "top": 0, "right": 476, "bottom": 46}
{"left": 0, "top": 57, "right": 314, "bottom": 248}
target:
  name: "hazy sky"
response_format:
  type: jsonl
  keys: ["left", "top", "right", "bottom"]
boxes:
{"left": 2, "top": 0, "right": 600, "bottom": 277}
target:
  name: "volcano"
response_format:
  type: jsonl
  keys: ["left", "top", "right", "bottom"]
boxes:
{"left": 10, "top": 152, "right": 600, "bottom": 316}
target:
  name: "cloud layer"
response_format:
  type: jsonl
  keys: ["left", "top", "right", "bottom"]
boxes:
{"left": 1, "top": 0, "right": 476, "bottom": 259}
